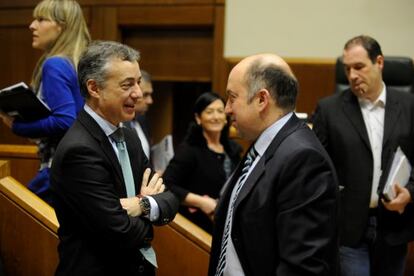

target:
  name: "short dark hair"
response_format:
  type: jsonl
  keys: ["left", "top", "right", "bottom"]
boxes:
{"left": 185, "top": 91, "right": 230, "bottom": 146}
{"left": 245, "top": 59, "right": 298, "bottom": 111}
{"left": 78, "top": 40, "right": 140, "bottom": 98}
{"left": 193, "top": 91, "right": 224, "bottom": 116}
{"left": 344, "top": 35, "right": 383, "bottom": 64}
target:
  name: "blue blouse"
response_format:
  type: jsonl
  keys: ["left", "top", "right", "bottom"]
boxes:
{"left": 12, "top": 56, "right": 83, "bottom": 138}
{"left": 10, "top": 56, "right": 83, "bottom": 202}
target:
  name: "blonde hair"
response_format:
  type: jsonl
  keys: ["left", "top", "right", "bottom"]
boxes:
{"left": 31, "top": 0, "right": 91, "bottom": 90}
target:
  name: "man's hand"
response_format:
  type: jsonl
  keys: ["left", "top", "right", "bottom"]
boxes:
{"left": 0, "top": 112, "right": 14, "bottom": 128}
{"left": 120, "top": 197, "right": 141, "bottom": 217}
{"left": 140, "top": 168, "right": 165, "bottom": 196}
{"left": 382, "top": 184, "right": 412, "bottom": 214}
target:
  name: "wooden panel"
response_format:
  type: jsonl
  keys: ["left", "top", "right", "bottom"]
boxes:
{"left": 212, "top": 5, "right": 226, "bottom": 95}
{"left": 0, "top": 27, "right": 39, "bottom": 88}
{"left": 0, "top": 176, "right": 59, "bottom": 276}
{"left": 123, "top": 27, "right": 213, "bottom": 82}
{"left": 80, "top": 0, "right": 216, "bottom": 5}
{"left": 89, "top": 6, "right": 119, "bottom": 40}
{"left": 0, "top": 160, "right": 10, "bottom": 177}
{"left": 0, "top": 0, "right": 216, "bottom": 8}
{"left": 225, "top": 57, "right": 336, "bottom": 115}
{"left": 153, "top": 213, "right": 211, "bottom": 276}
{"left": 0, "top": 8, "right": 32, "bottom": 26}
{"left": 0, "top": 144, "right": 39, "bottom": 185}
{"left": 289, "top": 59, "right": 336, "bottom": 115}
{"left": 119, "top": 6, "right": 214, "bottom": 26}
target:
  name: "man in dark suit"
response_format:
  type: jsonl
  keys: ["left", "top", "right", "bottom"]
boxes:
{"left": 208, "top": 53, "right": 339, "bottom": 276}
{"left": 129, "top": 70, "right": 154, "bottom": 159}
{"left": 50, "top": 41, "right": 179, "bottom": 276}
{"left": 313, "top": 35, "right": 414, "bottom": 276}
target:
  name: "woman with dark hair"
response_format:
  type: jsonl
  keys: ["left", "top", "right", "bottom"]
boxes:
{"left": 163, "top": 92, "right": 242, "bottom": 233}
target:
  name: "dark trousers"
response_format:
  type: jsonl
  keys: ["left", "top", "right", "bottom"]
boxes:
{"left": 340, "top": 214, "right": 407, "bottom": 276}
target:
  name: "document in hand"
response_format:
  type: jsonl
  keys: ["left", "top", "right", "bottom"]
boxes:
{"left": 382, "top": 146, "right": 412, "bottom": 201}
{"left": 0, "top": 82, "right": 51, "bottom": 121}
{"left": 151, "top": 134, "right": 174, "bottom": 173}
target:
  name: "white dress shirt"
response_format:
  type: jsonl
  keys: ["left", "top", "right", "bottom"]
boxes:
{"left": 358, "top": 84, "right": 386, "bottom": 208}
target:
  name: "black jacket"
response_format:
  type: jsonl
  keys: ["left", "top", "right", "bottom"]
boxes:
{"left": 50, "top": 110, "right": 179, "bottom": 275}
{"left": 163, "top": 125, "right": 242, "bottom": 233}
{"left": 313, "top": 88, "right": 414, "bottom": 247}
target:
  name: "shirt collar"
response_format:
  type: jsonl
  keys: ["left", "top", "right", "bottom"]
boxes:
{"left": 358, "top": 82, "right": 387, "bottom": 109}
{"left": 254, "top": 112, "right": 293, "bottom": 157}
{"left": 84, "top": 104, "right": 119, "bottom": 137}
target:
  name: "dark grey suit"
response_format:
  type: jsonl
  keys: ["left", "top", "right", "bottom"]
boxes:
{"left": 50, "top": 110, "right": 179, "bottom": 275}
{"left": 209, "top": 114, "right": 339, "bottom": 276}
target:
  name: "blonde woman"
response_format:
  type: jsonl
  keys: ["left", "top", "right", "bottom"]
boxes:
{"left": 0, "top": 0, "right": 90, "bottom": 203}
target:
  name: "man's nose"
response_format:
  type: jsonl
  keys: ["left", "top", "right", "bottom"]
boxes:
{"left": 349, "top": 68, "right": 358, "bottom": 81}
{"left": 131, "top": 83, "right": 143, "bottom": 99}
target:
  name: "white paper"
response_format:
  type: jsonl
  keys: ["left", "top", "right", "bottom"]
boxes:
{"left": 382, "top": 146, "right": 412, "bottom": 201}
{"left": 150, "top": 135, "right": 174, "bottom": 173}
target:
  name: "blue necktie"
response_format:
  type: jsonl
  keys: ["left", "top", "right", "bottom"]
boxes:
{"left": 110, "top": 127, "right": 136, "bottom": 197}
{"left": 110, "top": 127, "right": 158, "bottom": 267}
{"left": 215, "top": 146, "right": 258, "bottom": 276}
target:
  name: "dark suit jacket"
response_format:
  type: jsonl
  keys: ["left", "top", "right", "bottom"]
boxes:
{"left": 50, "top": 110, "right": 179, "bottom": 276}
{"left": 313, "top": 88, "right": 414, "bottom": 247}
{"left": 209, "top": 114, "right": 339, "bottom": 276}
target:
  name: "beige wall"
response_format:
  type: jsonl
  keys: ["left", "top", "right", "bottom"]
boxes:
{"left": 225, "top": 0, "right": 414, "bottom": 58}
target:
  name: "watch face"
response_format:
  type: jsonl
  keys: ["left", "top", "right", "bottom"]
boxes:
{"left": 140, "top": 197, "right": 151, "bottom": 215}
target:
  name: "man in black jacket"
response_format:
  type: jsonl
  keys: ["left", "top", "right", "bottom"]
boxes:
{"left": 50, "top": 41, "right": 179, "bottom": 276}
{"left": 209, "top": 53, "right": 338, "bottom": 276}
{"left": 313, "top": 35, "right": 414, "bottom": 276}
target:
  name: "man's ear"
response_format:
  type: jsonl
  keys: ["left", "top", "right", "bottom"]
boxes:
{"left": 86, "top": 79, "right": 100, "bottom": 99}
{"left": 256, "top": 89, "right": 270, "bottom": 111}
{"left": 375, "top": 55, "right": 384, "bottom": 71}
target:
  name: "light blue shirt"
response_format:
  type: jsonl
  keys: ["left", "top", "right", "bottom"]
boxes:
{"left": 84, "top": 105, "right": 159, "bottom": 221}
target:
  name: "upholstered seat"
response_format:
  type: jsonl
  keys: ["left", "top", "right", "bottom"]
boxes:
{"left": 335, "top": 56, "right": 414, "bottom": 94}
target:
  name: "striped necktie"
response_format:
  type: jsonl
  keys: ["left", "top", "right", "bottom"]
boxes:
{"left": 215, "top": 146, "right": 258, "bottom": 276}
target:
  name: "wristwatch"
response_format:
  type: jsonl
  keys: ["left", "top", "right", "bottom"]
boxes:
{"left": 139, "top": 196, "right": 151, "bottom": 216}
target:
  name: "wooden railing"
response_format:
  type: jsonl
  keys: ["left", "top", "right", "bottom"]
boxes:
{"left": 0, "top": 159, "right": 212, "bottom": 276}
{"left": 0, "top": 144, "right": 39, "bottom": 185}
{"left": 153, "top": 212, "right": 211, "bottom": 276}
{"left": 0, "top": 160, "right": 59, "bottom": 276}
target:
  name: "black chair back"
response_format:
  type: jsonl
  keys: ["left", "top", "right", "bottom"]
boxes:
{"left": 335, "top": 56, "right": 414, "bottom": 94}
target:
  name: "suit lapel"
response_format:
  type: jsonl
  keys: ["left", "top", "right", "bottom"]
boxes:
{"left": 78, "top": 110, "right": 126, "bottom": 194}
{"left": 342, "top": 91, "right": 371, "bottom": 151}
{"left": 383, "top": 89, "right": 401, "bottom": 148}
{"left": 233, "top": 115, "right": 303, "bottom": 210}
